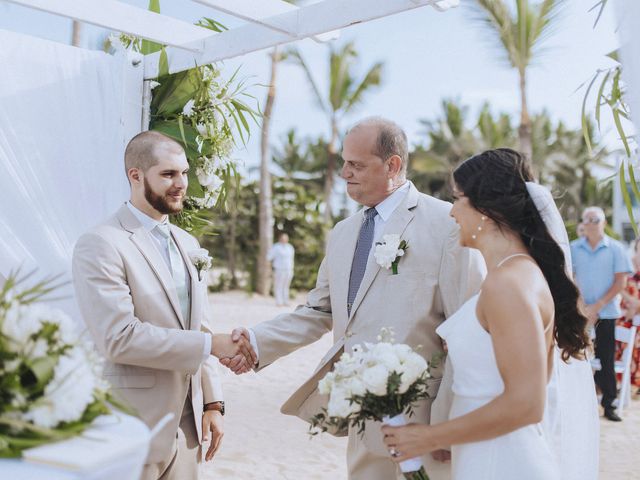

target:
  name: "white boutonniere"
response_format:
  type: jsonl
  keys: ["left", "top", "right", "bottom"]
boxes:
{"left": 188, "top": 248, "right": 213, "bottom": 281}
{"left": 374, "top": 234, "right": 408, "bottom": 275}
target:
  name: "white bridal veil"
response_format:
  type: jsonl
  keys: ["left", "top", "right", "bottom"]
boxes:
{"left": 525, "top": 182, "right": 600, "bottom": 480}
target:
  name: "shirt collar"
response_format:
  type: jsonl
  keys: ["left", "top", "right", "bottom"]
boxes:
{"left": 369, "top": 182, "right": 411, "bottom": 222}
{"left": 577, "top": 234, "right": 610, "bottom": 251}
{"left": 126, "top": 201, "right": 167, "bottom": 233}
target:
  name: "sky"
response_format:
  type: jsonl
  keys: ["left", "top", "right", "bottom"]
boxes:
{"left": 0, "top": 0, "right": 621, "bottom": 178}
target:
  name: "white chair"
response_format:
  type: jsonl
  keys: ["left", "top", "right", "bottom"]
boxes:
{"left": 591, "top": 325, "right": 638, "bottom": 413}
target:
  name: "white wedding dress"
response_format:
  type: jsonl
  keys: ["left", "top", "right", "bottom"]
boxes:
{"left": 436, "top": 293, "right": 560, "bottom": 480}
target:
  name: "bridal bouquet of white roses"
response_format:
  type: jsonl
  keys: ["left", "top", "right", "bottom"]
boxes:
{"left": 310, "top": 328, "right": 432, "bottom": 480}
{"left": 0, "top": 271, "right": 124, "bottom": 457}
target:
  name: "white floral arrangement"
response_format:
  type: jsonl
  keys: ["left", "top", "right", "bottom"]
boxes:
{"left": 188, "top": 248, "right": 213, "bottom": 281}
{"left": 0, "top": 272, "right": 125, "bottom": 457}
{"left": 374, "top": 234, "right": 408, "bottom": 274}
{"left": 110, "top": 32, "right": 258, "bottom": 235}
{"left": 311, "top": 328, "right": 432, "bottom": 480}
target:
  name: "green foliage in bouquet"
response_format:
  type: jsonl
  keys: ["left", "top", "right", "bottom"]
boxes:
{"left": 0, "top": 271, "right": 129, "bottom": 457}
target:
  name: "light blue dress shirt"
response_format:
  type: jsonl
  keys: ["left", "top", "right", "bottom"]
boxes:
{"left": 570, "top": 235, "right": 633, "bottom": 319}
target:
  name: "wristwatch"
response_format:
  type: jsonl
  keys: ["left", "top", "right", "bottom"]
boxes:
{"left": 204, "top": 401, "right": 225, "bottom": 416}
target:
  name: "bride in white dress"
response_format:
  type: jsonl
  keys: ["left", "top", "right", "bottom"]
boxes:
{"left": 382, "top": 148, "right": 598, "bottom": 479}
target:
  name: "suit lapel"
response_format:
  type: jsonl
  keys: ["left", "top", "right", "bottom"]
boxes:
{"left": 117, "top": 205, "right": 187, "bottom": 330}
{"left": 347, "top": 184, "right": 419, "bottom": 323}
{"left": 171, "top": 227, "right": 198, "bottom": 331}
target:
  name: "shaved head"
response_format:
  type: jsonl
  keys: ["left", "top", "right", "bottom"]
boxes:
{"left": 124, "top": 130, "right": 185, "bottom": 176}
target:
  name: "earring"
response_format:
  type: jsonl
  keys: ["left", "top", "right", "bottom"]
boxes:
{"left": 471, "top": 216, "right": 486, "bottom": 240}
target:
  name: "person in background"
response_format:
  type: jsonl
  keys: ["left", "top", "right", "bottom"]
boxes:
{"left": 615, "top": 237, "right": 640, "bottom": 394}
{"left": 570, "top": 206, "right": 633, "bottom": 422}
{"left": 268, "top": 233, "right": 295, "bottom": 306}
{"left": 576, "top": 222, "right": 585, "bottom": 238}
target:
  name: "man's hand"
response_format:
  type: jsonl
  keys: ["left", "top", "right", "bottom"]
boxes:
{"left": 202, "top": 410, "right": 223, "bottom": 461}
{"left": 218, "top": 328, "right": 255, "bottom": 374}
{"left": 211, "top": 333, "right": 256, "bottom": 373}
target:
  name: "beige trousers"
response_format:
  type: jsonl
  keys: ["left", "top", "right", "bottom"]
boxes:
{"left": 142, "top": 398, "right": 201, "bottom": 480}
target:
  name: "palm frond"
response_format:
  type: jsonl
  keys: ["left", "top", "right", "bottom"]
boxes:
{"left": 343, "top": 62, "right": 383, "bottom": 113}
{"left": 286, "top": 48, "right": 328, "bottom": 115}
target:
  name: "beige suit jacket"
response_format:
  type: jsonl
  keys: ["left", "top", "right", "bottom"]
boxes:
{"left": 72, "top": 204, "right": 222, "bottom": 464}
{"left": 252, "top": 183, "right": 484, "bottom": 455}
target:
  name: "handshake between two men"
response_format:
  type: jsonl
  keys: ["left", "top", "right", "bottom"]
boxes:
{"left": 210, "top": 328, "right": 256, "bottom": 374}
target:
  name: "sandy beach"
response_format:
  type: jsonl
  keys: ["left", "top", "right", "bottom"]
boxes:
{"left": 202, "top": 291, "right": 640, "bottom": 480}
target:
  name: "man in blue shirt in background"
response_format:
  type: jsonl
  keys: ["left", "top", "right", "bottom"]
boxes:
{"left": 571, "top": 206, "right": 633, "bottom": 422}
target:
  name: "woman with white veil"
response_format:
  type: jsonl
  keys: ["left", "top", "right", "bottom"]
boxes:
{"left": 382, "top": 149, "right": 599, "bottom": 479}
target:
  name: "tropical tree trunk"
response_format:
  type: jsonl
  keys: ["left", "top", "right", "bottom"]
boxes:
{"left": 257, "top": 47, "right": 279, "bottom": 295}
{"left": 323, "top": 117, "right": 339, "bottom": 225}
{"left": 518, "top": 69, "right": 533, "bottom": 161}
{"left": 71, "top": 21, "right": 82, "bottom": 47}
{"left": 227, "top": 198, "right": 238, "bottom": 289}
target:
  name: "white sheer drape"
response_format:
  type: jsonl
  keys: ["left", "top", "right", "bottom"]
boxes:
{"left": 0, "top": 30, "right": 131, "bottom": 320}
{"left": 615, "top": 0, "right": 640, "bottom": 138}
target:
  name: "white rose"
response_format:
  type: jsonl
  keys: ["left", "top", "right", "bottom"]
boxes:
{"left": 382, "top": 234, "right": 401, "bottom": 248}
{"left": 327, "top": 387, "right": 360, "bottom": 418}
{"left": 393, "top": 344, "right": 414, "bottom": 362}
{"left": 367, "top": 342, "right": 402, "bottom": 373}
{"left": 398, "top": 353, "right": 428, "bottom": 393}
{"left": 182, "top": 99, "right": 195, "bottom": 117}
{"left": 196, "top": 167, "right": 223, "bottom": 189}
{"left": 373, "top": 234, "right": 405, "bottom": 269}
{"left": 318, "top": 372, "right": 336, "bottom": 395}
{"left": 333, "top": 352, "right": 362, "bottom": 377}
{"left": 2, "top": 304, "right": 43, "bottom": 350}
{"left": 340, "top": 376, "right": 367, "bottom": 397}
{"left": 24, "top": 345, "right": 98, "bottom": 428}
{"left": 361, "top": 364, "right": 389, "bottom": 396}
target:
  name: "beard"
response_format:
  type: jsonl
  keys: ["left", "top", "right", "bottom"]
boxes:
{"left": 144, "top": 177, "right": 184, "bottom": 215}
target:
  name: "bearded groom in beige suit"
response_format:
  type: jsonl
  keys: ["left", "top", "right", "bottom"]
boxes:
{"left": 229, "top": 117, "right": 485, "bottom": 480}
{"left": 72, "top": 131, "right": 255, "bottom": 480}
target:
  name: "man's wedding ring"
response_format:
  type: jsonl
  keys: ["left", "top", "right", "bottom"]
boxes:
{"left": 389, "top": 447, "right": 400, "bottom": 458}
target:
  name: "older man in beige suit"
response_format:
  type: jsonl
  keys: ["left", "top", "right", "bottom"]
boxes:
{"left": 72, "top": 131, "right": 255, "bottom": 480}
{"left": 228, "top": 117, "right": 485, "bottom": 479}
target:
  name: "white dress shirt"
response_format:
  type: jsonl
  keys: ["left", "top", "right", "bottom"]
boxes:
{"left": 126, "top": 202, "right": 211, "bottom": 362}
{"left": 247, "top": 181, "right": 411, "bottom": 362}
{"left": 368, "top": 181, "right": 410, "bottom": 254}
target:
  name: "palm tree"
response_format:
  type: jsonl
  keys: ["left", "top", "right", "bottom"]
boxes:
{"left": 473, "top": 0, "right": 562, "bottom": 160}
{"left": 547, "top": 119, "right": 611, "bottom": 221}
{"left": 410, "top": 99, "right": 492, "bottom": 197}
{"left": 288, "top": 42, "right": 383, "bottom": 223}
{"left": 272, "top": 130, "right": 326, "bottom": 190}
{"left": 256, "top": 47, "right": 284, "bottom": 295}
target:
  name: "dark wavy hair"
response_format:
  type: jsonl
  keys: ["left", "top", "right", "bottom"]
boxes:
{"left": 453, "top": 148, "right": 589, "bottom": 360}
